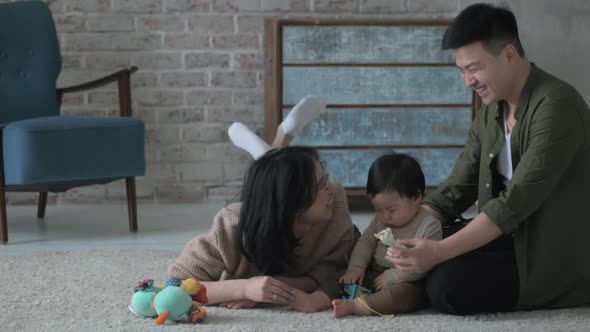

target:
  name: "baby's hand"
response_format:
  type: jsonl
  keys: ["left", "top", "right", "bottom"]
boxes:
{"left": 339, "top": 269, "right": 365, "bottom": 285}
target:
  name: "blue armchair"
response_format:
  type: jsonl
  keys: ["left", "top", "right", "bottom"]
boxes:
{"left": 0, "top": 1, "right": 145, "bottom": 244}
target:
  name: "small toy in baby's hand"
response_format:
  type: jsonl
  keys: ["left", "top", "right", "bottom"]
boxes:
{"left": 374, "top": 227, "right": 408, "bottom": 249}
{"left": 129, "top": 277, "right": 208, "bottom": 325}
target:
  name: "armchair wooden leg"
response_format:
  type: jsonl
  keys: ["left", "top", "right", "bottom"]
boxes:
{"left": 125, "top": 177, "right": 138, "bottom": 232}
{"left": 0, "top": 135, "right": 7, "bottom": 244}
{"left": 0, "top": 183, "right": 7, "bottom": 244}
{"left": 37, "top": 192, "right": 47, "bottom": 218}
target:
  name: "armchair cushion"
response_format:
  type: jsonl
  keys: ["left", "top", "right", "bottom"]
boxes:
{"left": 3, "top": 116, "right": 145, "bottom": 186}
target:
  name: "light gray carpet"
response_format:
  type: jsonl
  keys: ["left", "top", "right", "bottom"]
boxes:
{"left": 1, "top": 250, "right": 589, "bottom": 332}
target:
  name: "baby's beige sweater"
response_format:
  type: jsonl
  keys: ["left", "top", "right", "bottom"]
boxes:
{"left": 168, "top": 183, "right": 357, "bottom": 299}
{"left": 348, "top": 207, "right": 443, "bottom": 284}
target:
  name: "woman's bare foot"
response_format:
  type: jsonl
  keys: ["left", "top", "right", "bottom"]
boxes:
{"left": 332, "top": 299, "right": 372, "bottom": 318}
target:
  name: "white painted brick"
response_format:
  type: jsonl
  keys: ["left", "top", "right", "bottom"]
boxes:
{"left": 61, "top": 92, "right": 85, "bottom": 106}
{"left": 133, "top": 108, "right": 157, "bottom": 124}
{"left": 164, "top": 33, "right": 210, "bottom": 49}
{"left": 47, "top": 0, "right": 65, "bottom": 12}
{"left": 185, "top": 53, "right": 230, "bottom": 69}
{"left": 133, "top": 53, "right": 182, "bottom": 69}
{"left": 207, "top": 185, "right": 242, "bottom": 203}
{"left": 360, "top": 0, "right": 407, "bottom": 12}
{"left": 182, "top": 123, "right": 227, "bottom": 143}
{"left": 58, "top": 70, "right": 114, "bottom": 87}
{"left": 145, "top": 127, "right": 180, "bottom": 144}
{"left": 186, "top": 90, "right": 232, "bottom": 106}
{"left": 158, "top": 108, "right": 205, "bottom": 124}
{"left": 111, "top": 33, "right": 163, "bottom": 50}
{"left": 62, "top": 54, "right": 83, "bottom": 69}
{"left": 54, "top": 15, "right": 86, "bottom": 33}
{"left": 212, "top": 33, "right": 259, "bottom": 49}
{"left": 408, "top": 0, "right": 459, "bottom": 12}
{"left": 178, "top": 162, "right": 224, "bottom": 182}
{"left": 146, "top": 163, "right": 177, "bottom": 181}
{"left": 131, "top": 72, "right": 159, "bottom": 88}
{"left": 212, "top": 0, "right": 260, "bottom": 12}
{"left": 113, "top": 0, "right": 163, "bottom": 13}
{"left": 206, "top": 107, "right": 258, "bottom": 123}
{"left": 88, "top": 90, "right": 118, "bottom": 105}
{"left": 233, "top": 53, "right": 263, "bottom": 69}
{"left": 314, "top": 0, "right": 359, "bottom": 12}
{"left": 223, "top": 160, "right": 249, "bottom": 182}
{"left": 188, "top": 15, "right": 234, "bottom": 33}
{"left": 136, "top": 16, "right": 185, "bottom": 32}
{"left": 164, "top": 0, "right": 210, "bottom": 13}
{"left": 205, "top": 143, "right": 252, "bottom": 162}
{"left": 160, "top": 72, "right": 207, "bottom": 88}
{"left": 64, "top": 0, "right": 111, "bottom": 12}
{"left": 261, "top": 0, "right": 309, "bottom": 11}
{"left": 87, "top": 15, "right": 134, "bottom": 32}
{"left": 211, "top": 71, "right": 257, "bottom": 88}
{"left": 135, "top": 89, "right": 184, "bottom": 106}
{"left": 158, "top": 144, "right": 207, "bottom": 161}
{"left": 156, "top": 183, "right": 205, "bottom": 203}
{"left": 236, "top": 15, "right": 264, "bottom": 33}
{"left": 233, "top": 90, "right": 263, "bottom": 106}
{"left": 86, "top": 52, "right": 132, "bottom": 70}
{"left": 61, "top": 107, "right": 117, "bottom": 117}
{"left": 64, "top": 33, "right": 113, "bottom": 50}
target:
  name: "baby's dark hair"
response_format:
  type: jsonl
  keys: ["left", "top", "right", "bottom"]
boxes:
{"left": 366, "top": 153, "right": 425, "bottom": 199}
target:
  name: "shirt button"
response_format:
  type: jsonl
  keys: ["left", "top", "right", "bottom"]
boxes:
{"left": 485, "top": 183, "right": 490, "bottom": 188}
{"left": 489, "top": 153, "right": 494, "bottom": 158}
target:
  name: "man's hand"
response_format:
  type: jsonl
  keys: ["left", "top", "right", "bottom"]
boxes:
{"left": 385, "top": 238, "right": 444, "bottom": 273}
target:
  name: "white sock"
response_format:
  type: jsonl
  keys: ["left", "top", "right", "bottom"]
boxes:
{"left": 280, "top": 95, "right": 326, "bottom": 136}
{"left": 228, "top": 122, "right": 270, "bottom": 160}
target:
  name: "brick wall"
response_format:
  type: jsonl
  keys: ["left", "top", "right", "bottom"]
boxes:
{"left": 4, "top": 0, "right": 472, "bottom": 205}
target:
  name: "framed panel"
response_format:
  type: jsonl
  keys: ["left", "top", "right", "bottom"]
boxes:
{"left": 265, "top": 19, "right": 480, "bottom": 192}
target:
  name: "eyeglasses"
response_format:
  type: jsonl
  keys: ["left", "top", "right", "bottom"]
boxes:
{"left": 317, "top": 161, "right": 330, "bottom": 191}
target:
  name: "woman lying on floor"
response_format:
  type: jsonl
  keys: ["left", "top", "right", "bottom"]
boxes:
{"left": 168, "top": 96, "right": 359, "bottom": 313}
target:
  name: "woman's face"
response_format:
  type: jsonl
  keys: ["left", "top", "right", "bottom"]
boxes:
{"left": 299, "top": 161, "right": 334, "bottom": 224}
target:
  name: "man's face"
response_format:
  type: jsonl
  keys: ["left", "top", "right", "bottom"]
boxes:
{"left": 455, "top": 41, "right": 510, "bottom": 105}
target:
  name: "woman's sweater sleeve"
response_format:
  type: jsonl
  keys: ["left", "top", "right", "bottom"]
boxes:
{"left": 168, "top": 206, "right": 243, "bottom": 281}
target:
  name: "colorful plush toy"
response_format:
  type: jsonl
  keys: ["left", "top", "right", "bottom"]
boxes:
{"left": 129, "top": 277, "right": 208, "bottom": 325}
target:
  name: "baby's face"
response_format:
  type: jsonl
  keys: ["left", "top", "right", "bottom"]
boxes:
{"left": 370, "top": 191, "right": 421, "bottom": 228}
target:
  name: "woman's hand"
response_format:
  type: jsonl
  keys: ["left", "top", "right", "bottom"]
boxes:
{"left": 244, "top": 276, "right": 295, "bottom": 305}
{"left": 373, "top": 272, "right": 387, "bottom": 291}
{"left": 385, "top": 238, "right": 444, "bottom": 273}
{"left": 219, "top": 299, "right": 257, "bottom": 310}
{"left": 339, "top": 268, "right": 365, "bottom": 285}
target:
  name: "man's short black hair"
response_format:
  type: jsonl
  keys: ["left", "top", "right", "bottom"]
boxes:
{"left": 442, "top": 3, "right": 525, "bottom": 56}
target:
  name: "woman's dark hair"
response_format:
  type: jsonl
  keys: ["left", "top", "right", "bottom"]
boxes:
{"left": 366, "top": 153, "right": 425, "bottom": 199}
{"left": 237, "top": 146, "right": 320, "bottom": 275}
{"left": 442, "top": 3, "right": 525, "bottom": 57}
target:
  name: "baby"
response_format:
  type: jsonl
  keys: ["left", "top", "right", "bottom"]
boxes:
{"left": 333, "top": 153, "right": 442, "bottom": 317}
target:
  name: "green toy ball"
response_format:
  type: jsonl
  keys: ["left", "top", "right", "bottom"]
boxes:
{"left": 130, "top": 288, "right": 160, "bottom": 317}
{"left": 153, "top": 286, "right": 194, "bottom": 324}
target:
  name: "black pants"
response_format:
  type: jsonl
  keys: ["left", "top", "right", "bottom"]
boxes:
{"left": 425, "top": 222, "right": 520, "bottom": 315}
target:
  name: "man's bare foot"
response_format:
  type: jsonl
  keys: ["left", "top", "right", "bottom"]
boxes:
{"left": 332, "top": 299, "right": 372, "bottom": 318}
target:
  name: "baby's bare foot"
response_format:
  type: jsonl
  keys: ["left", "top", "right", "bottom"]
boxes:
{"left": 332, "top": 299, "right": 356, "bottom": 318}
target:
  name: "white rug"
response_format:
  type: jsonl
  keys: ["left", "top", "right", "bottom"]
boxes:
{"left": 1, "top": 250, "right": 589, "bottom": 332}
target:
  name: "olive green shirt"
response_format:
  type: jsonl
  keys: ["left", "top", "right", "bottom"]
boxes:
{"left": 423, "top": 64, "right": 590, "bottom": 310}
